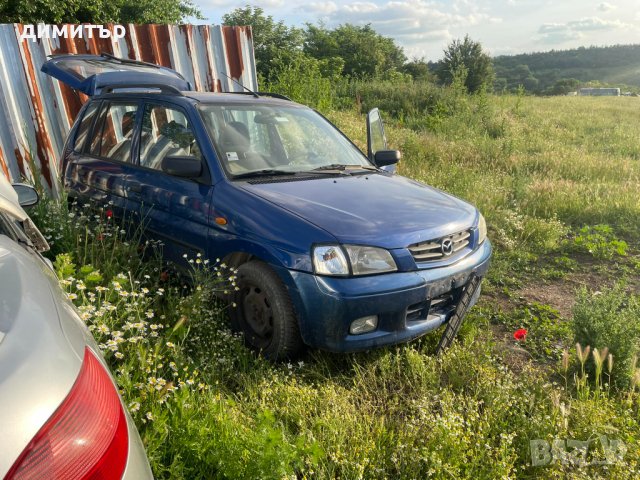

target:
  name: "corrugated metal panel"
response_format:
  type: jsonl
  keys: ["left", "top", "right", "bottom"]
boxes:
{"left": 0, "top": 24, "right": 257, "bottom": 194}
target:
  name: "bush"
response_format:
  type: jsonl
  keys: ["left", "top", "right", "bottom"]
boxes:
{"left": 335, "top": 78, "right": 445, "bottom": 120}
{"left": 571, "top": 224, "right": 628, "bottom": 259}
{"left": 572, "top": 285, "right": 640, "bottom": 387}
{"left": 264, "top": 54, "right": 335, "bottom": 111}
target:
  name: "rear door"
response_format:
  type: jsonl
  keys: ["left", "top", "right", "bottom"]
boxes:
{"left": 66, "top": 99, "right": 141, "bottom": 215}
{"left": 127, "top": 100, "right": 213, "bottom": 266}
{"left": 41, "top": 54, "right": 191, "bottom": 96}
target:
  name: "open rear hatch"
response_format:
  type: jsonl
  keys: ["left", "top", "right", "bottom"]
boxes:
{"left": 41, "top": 53, "right": 192, "bottom": 96}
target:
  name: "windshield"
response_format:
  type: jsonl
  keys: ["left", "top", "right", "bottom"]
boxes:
{"left": 198, "top": 103, "right": 371, "bottom": 177}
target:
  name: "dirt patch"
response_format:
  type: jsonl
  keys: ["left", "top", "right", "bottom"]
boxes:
{"left": 513, "top": 265, "right": 639, "bottom": 320}
{"left": 517, "top": 280, "right": 578, "bottom": 319}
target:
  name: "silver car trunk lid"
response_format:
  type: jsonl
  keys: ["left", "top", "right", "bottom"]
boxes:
{"left": 0, "top": 238, "right": 83, "bottom": 477}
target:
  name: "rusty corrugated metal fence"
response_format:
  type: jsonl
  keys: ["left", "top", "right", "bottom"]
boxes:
{"left": 0, "top": 24, "right": 257, "bottom": 195}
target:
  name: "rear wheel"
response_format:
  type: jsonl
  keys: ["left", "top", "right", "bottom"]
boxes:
{"left": 231, "top": 261, "right": 304, "bottom": 360}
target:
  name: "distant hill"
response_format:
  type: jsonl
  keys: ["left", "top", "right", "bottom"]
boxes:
{"left": 492, "top": 44, "right": 640, "bottom": 94}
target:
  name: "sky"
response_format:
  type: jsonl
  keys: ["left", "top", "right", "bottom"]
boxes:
{"left": 191, "top": 0, "right": 640, "bottom": 61}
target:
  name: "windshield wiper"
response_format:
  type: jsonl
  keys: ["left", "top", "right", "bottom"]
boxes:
{"left": 232, "top": 169, "right": 297, "bottom": 180}
{"left": 307, "top": 164, "right": 379, "bottom": 174}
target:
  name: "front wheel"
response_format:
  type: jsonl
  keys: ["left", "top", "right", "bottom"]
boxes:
{"left": 231, "top": 261, "right": 304, "bottom": 360}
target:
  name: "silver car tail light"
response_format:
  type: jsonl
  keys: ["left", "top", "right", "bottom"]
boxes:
{"left": 5, "top": 348, "right": 129, "bottom": 480}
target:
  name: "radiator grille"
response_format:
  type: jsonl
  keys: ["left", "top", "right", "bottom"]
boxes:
{"left": 408, "top": 229, "right": 471, "bottom": 263}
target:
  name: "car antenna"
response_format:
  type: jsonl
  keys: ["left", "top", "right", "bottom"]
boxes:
{"left": 221, "top": 72, "right": 260, "bottom": 98}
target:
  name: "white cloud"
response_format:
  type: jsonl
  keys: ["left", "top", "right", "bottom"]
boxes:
{"left": 306, "top": 1, "right": 338, "bottom": 14}
{"left": 317, "top": 1, "right": 500, "bottom": 42}
{"left": 260, "top": 0, "right": 285, "bottom": 7}
{"left": 569, "top": 17, "right": 628, "bottom": 31}
{"left": 537, "top": 16, "right": 632, "bottom": 43}
{"left": 597, "top": 2, "right": 616, "bottom": 12}
{"left": 198, "top": 0, "right": 284, "bottom": 9}
{"left": 342, "top": 2, "right": 380, "bottom": 14}
{"left": 198, "top": 0, "right": 236, "bottom": 7}
{"left": 538, "top": 23, "right": 583, "bottom": 43}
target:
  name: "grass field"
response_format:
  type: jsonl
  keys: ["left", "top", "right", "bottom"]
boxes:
{"left": 32, "top": 93, "right": 640, "bottom": 479}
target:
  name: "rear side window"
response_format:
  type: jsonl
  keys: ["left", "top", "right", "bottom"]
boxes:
{"left": 139, "top": 103, "right": 201, "bottom": 170}
{"left": 73, "top": 101, "right": 100, "bottom": 152}
{"left": 90, "top": 102, "right": 138, "bottom": 162}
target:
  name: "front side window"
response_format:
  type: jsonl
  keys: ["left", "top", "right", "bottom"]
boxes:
{"left": 139, "top": 104, "right": 202, "bottom": 171}
{"left": 90, "top": 102, "right": 138, "bottom": 162}
{"left": 198, "top": 104, "right": 370, "bottom": 176}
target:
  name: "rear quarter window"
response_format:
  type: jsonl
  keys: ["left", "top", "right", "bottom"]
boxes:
{"left": 73, "top": 101, "right": 100, "bottom": 152}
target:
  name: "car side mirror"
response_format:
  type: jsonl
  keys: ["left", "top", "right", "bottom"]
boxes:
{"left": 373, "top": 150, "right": 401, "bottom": 167}
{"left": 12, "top": 183, "right": 39, "bottom": 207}
{"left": 161, "top": 156, "right": 203, "bottom": 179}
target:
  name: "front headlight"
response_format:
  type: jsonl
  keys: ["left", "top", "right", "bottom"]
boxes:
{"left": 313, "top": 245, "right": 350, "bottom": 275}
{"left": 477, "top": 213, "right": 487, "bottom": 245}
{"left": 312, "top": 245, "right": 397, "bottom": 276}
{"left": 344, "top": 245, "right": 397, "bottom": 275}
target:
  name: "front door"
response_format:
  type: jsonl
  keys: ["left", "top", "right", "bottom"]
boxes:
{"left": 126, "top": 101, "right": 213, "bottom": 266}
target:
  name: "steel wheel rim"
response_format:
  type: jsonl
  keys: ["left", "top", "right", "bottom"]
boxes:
{"left": 241, "top": 283, "right": 274, "bottom": 348}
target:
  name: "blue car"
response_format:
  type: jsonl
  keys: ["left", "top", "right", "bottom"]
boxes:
{"left": 43, "top": 54, "right": 491, "bottom": 359}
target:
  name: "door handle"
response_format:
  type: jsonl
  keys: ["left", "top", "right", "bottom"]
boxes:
{"left": 129, "top": 183, "right": 142, "bottom": 193}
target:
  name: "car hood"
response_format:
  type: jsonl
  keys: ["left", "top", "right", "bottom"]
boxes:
{"left": 0, "top": 238, "right": 83, "bottom": 476}
{"left": 239, "top": 173, "right": 478, "bottom": 249}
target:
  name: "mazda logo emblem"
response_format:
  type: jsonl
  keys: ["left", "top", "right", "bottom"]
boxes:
{"left": 441, "top": 238, "right": 453, "bottom": 256}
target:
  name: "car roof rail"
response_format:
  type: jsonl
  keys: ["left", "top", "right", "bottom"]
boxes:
{"left": 100, "top": 84, "right": 185, "bottom": 96}
{"left": 231, "top": 91, "right": 292, "bottom": 101}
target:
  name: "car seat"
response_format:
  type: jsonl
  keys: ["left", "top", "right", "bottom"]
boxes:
{"left": 217, "top": 122, "right": 269, "bottom": 170}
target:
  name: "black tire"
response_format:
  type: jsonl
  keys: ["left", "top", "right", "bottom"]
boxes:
{"left": 436, "top": 275, "right": 482, "bottom": 354}
{"left": 231, "top": 261, "right": 304, "bottom": 360}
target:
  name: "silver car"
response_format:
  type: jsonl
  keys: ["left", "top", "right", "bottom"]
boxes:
{"left": 0, "top": 177, "right": 153, "bottom": 479}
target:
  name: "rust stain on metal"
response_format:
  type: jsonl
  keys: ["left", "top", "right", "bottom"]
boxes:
{"left": 0, "top": 147, "right": 9, "bottom": 179}
{"left": 13, "top": 149, "right": 25, "bottom": 177}
{"left": 181, "top": 24, "right": 193, "bottom": 58}
{"left": 18, "top": 34, "right": 54, "bottom": 188}
{"left": 201, "top": 27, "right": 215, "bottom": 91}
{"left": 86, "top": 24, "right": 115, "bottom": 56}
{"left": 154, "top": 25, "right": 173, "bottom": 68}
{"left": 222, "top": 26, "right": 244, "bottom": 79}
{"left": 141, "top": 25, "right": 172, "bottom": 68}
{"left": 52, "top": 33, "right": 85, "bottom": 125}
{"left": 242, "top": 25, "right": 252, "bottom": 42}
{"left": 52, "top": 28, "right": 86, "bottom": 123}
{"left": 122, "top": 27, "right": 136, "bottom": 59}
{"left": 134, "top": 25, "right": 154, "bottom": 63}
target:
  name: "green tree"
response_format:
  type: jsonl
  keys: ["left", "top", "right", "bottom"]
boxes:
{"left": 402, "top": 57, "right": 434, "bottom": 81}
{"left": 222, "top": 6, "right": 304, "bottom": 80}
{"left": 304, "top": 23, "right": 406, "bottom": 78}
{"left": 543, "top": 78, "right": 581, "bottom": 96}
{"left": 493, "top": 77, "right": 507, "bottom": 92}
{"left": 436, "top": 36, "right": 493, "bottom": 93}
{"left": 0, "top": 0, "right": 202, "bottom": 23}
